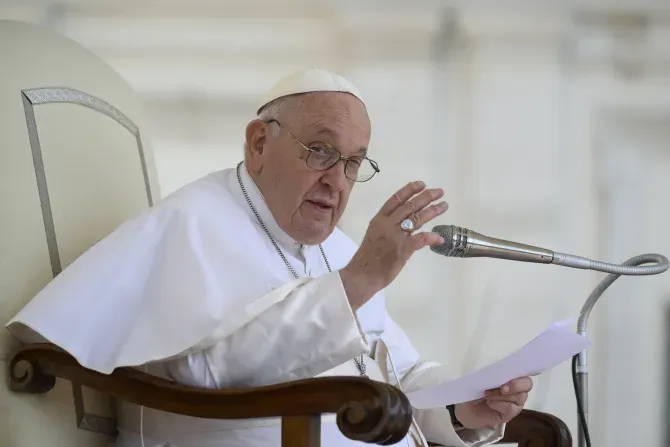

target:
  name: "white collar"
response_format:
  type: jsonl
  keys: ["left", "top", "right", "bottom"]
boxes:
{"left": 237, "top": 162, "right": 305, "bottom": 259}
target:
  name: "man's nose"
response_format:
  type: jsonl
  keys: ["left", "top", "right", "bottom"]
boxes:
{"left": 320, "top": 160, "right": 349, "bottom": 191}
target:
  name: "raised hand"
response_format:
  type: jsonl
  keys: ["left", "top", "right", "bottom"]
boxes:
{"left": 341, "top": 181, "right": 448, "bottom": 309}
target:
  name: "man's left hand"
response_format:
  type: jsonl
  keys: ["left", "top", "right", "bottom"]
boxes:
{"left": 454, "top": 376, "right": 533, "bottom": 430}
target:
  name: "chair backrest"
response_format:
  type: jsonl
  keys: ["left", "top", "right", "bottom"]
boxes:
{"left": 0, "top": 19, "right": 160, "bottom": 446}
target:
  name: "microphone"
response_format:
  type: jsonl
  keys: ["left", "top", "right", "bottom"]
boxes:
{"left": 430, "top": 224, "right": 669, "bottom": 276}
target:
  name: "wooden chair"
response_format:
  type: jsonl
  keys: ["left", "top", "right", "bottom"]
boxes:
{"left": 9, "top": 343, "right": 572, "bottom": 447}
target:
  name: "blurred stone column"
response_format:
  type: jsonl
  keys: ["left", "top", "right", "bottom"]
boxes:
{"left": 566, "top": 10, "right": 670, "bottom": 446}
{"left": 426, "top": 9, "right": 480, "bottom": 372}
{"left": 333, "top": 10, "right": 462, "bottom": 366}
{"left": 440, "top": 11, "right": 577, "bottom": 420}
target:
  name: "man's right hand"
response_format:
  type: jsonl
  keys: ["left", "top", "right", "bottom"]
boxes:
{"left": 341, "top": 181, "right": 448, "bottom": 309}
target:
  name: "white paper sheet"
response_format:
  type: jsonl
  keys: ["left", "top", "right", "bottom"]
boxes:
{"left": 406, "top": 317, "right": 591, "bottom": 408}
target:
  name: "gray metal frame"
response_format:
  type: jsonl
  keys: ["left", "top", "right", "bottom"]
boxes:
{"left": 21, "top": 86, "right": 154, "bottom": 436}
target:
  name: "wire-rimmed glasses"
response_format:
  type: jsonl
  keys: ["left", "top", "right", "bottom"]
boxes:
{"left": 265, "top": 119, "right": 379, "bottom": 182}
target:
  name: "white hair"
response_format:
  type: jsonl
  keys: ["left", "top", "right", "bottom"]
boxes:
{"left": 257, "top": 96, "right": 293, "bottom": 138}
{"left": 243, "top": 96, "right": 293, "bottom": 156}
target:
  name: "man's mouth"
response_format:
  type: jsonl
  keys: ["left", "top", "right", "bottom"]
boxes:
{"left": 306, "top": 199, "right": 335, "bottom": 211}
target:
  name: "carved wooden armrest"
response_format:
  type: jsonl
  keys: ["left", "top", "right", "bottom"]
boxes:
{"left": 8, "top": 343, "right": 412, "bottom": 445}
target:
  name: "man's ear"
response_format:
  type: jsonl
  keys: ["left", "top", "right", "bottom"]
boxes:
{"left": 244, "top": 119, "right": 267, "bottom": 172}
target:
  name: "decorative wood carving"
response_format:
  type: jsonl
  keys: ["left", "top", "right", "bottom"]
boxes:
{"left": 8, "top": 343, "right": 412, "bottom": 444}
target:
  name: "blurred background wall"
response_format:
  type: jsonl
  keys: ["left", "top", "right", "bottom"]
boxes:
{"left": 1, "top": 0, "right": 669, "bottom": 445}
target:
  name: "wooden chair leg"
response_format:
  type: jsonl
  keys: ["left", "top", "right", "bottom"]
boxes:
{"left": 282, "top": 415, "right": 321, "bottom": 447}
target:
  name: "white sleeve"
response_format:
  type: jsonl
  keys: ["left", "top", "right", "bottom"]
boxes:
{"left": 380, "top": 315, "right": 505, "bottom": 447}
{"left": 160, "top": 271, "right": 369, "bottom": 389}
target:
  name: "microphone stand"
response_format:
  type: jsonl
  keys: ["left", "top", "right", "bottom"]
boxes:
{"left": 574, "top": 254, "right": 669, "bottom": 447}
{"left": 429, "top": 224, "right": 669, "bottom": 446}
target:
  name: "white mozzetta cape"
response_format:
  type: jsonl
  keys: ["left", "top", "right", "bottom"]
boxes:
{"left": 7, "top": 163, "right": 504, "bottom": 447}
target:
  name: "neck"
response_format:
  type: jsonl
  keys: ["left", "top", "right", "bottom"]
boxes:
{"left": 237, "top": 162, "right": 307, "bottom": 257}
{"left": 246, "top": 169, "right": 265, "bottom": 198}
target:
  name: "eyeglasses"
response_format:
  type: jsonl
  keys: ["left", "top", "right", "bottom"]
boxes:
{"left": 264, "top": 119, "right": 380, "bottom": 182}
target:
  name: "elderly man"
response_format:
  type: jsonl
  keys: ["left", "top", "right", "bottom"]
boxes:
{"left": 7, "top": 68, "right": 532, "bottom": 447}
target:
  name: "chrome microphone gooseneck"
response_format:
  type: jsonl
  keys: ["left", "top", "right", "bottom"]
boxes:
{"left": 574, "top": 253, "right": 668, "bottom": 447}
{"left": 430, "top": 225, "right": 670, "bottom": 447}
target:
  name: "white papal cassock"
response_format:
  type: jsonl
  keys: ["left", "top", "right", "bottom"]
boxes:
{"left": 6, "top": 161, "right": 505, "bottom": 447}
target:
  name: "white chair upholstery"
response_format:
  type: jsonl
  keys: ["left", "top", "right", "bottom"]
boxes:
{"left": 0, "top": 19, "right": 160, "bottom": 446}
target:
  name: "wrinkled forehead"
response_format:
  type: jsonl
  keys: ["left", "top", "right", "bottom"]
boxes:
{"left": 289, "top": 92, "right": 371, "bottom": 154}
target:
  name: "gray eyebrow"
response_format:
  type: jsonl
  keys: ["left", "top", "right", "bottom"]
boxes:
{"left": 308, "top": 127, "right": 368, "bottom": 156}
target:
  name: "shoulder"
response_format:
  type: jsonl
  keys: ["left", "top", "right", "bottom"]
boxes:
{"left": 160, "top": 169, "right": 237, "bottom": 212}
{"left": 146, "top": 169, "right": 244, "bottom": 222}
{"left": 109, "top": 168, "right": 248, "bottom": 242}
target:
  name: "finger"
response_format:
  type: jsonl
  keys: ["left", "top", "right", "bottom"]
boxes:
{"left": 379, "top": 181, "right": 426, "bottom": 216}
{"left": 485, "top": 400, "right": 518, "bottom": 418}
{"left": 409, "top": 231, "right": 444, "bottom": 252}
{"left": 391, "top": 188, "right": 445, "bottom": 222}
{"left": 407, "top": 201, "right": 449, "bottom": 231}
{"left": 485, "top": 392, "right": 528, "bottom": 406}
{"left": 504, "top": 377, "right": 534, "bottom": 394}
{"left": 485, "top": 377, "right": 533, "bottom": 397}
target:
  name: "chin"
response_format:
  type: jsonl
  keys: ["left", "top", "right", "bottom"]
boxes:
{"left": 299, "top": 225, "right": 335, "bottom": 245}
